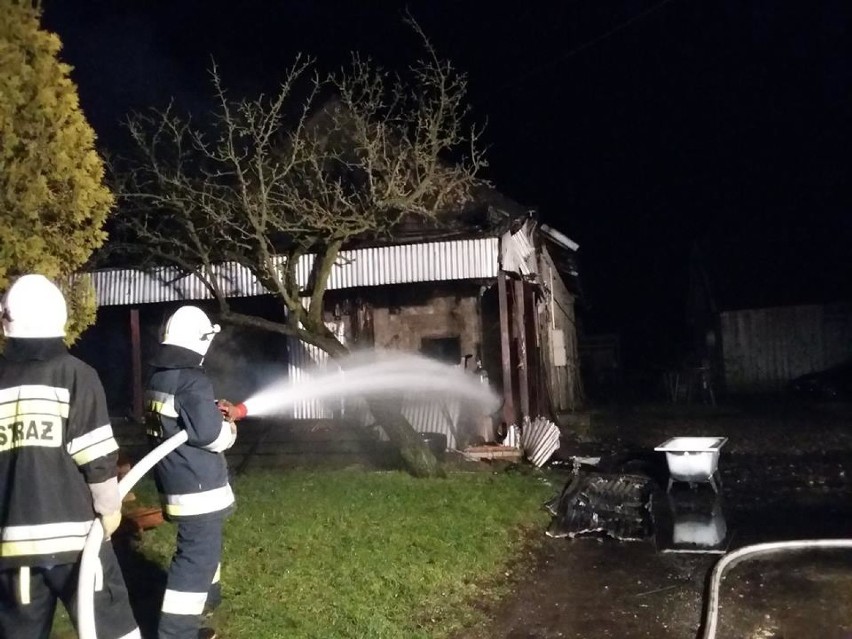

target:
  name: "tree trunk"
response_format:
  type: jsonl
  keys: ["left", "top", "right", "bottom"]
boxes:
{"left": 368, "top": 400, "right": 444, "bottom": 478}
{"left": 328, "top": 342, "right": 443, "bottom": 479}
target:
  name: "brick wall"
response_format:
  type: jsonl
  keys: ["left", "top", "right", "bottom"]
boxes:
{"left": 369, "top": 285, "right": 482, "bottom": 361}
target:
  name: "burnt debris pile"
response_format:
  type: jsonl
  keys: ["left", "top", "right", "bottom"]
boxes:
{"left": 546, "top": 468, "right": 655, "bottom": 541}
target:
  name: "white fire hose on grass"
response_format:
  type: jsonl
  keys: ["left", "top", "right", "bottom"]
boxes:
{"left": 700, "top": 538, "right": 852, "bottom": 639}
{"left": 77, "top": 431, "right": 189, "bottom": 639}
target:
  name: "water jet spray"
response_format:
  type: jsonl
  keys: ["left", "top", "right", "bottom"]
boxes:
{"left": 238, "top": 352, "right": 500, "bottom": 419}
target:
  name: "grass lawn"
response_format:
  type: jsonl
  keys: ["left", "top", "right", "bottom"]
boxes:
{"left": 53, "top": 467, "right": 557, "bottom": 638}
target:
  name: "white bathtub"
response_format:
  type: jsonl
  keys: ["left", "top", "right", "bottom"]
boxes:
{"left": 654, "top": 437, "right": 727, "bottom": 492}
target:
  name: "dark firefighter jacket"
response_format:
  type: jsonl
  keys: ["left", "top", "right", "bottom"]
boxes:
{"left": 145, "top": 344, "right": 235, "bottom": 522}
{"left": 0, "top": 338, "right": 120, "bottom": 570}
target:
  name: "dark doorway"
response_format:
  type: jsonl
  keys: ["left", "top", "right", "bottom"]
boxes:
{"left": 420, "top": 336, "right": 462, "bottom": 366}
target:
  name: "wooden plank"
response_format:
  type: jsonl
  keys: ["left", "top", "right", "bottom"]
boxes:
{"left": 527, "top": 282, "right": 543, "bottom": 416}
{"left": 129, "top": 308, "right": 143, "bottom": 422}
{"left": 721, "top": 304, "right": 841, "bottom": 392}
{"left": 513, "top": 278, "right": 530, "bottom": 419}
{"left": 497, "top": 271, "right": 515, "bottom": 426}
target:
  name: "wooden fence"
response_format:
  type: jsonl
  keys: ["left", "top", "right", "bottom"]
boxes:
{"left": 720, "top": 303, "right": 852, "bottom": 392}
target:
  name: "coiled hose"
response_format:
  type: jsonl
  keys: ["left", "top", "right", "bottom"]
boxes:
{"left": 77, "top": 431, "right": 189, "bottom": 639}
{"left": 700, "top": 538, "right": 852, "bottom": 639}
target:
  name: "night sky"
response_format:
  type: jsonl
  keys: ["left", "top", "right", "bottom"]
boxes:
{"left": 42, "top": 0, "right": 852, "bottom": 368}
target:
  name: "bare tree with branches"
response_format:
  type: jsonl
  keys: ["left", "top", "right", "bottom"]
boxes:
{"left": 110, "top": 22, "right": 487, "bottom": 477}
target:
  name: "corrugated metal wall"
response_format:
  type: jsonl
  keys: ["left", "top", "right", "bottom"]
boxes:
{"left": 720, "top": 304, "right": 852, "bottom": 391}
{"left": 91, "top": 238, "right": 499, "bottom": 306}
{"left": 343, "top": 395, "right": 464, "bottom": 450}
{"left": 395, "top": 398, "right": 462, "bottom": 449}
{"left": 285, "top": 319, "right": 347, "bottom": 420}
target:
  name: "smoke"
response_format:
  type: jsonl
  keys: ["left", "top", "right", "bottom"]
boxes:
{"left": 204, "top": 324, "right": 290, "bottom": 404}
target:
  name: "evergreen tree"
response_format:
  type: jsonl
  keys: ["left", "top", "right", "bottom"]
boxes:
{"left": 0, "top": 0, "right": 113, "bottom": 341}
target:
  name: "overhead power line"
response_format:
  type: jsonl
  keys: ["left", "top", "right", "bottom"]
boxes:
{"left": 499, "top": 0, "right": 682, "bottom": 91}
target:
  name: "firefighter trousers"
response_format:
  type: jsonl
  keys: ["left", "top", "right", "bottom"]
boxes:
{"left": 158, "top": 518, "right": 224, "bottom": 639}
{"left": 0, "top": 542, "right": 140, "bottom": 639}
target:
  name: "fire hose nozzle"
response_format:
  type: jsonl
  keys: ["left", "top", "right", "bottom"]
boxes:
{"left": 216, "top": 399, "right": 248, "bottom": 421}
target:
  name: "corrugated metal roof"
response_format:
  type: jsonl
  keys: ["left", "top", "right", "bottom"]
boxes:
{"left": 91, "top": 237, "right": 499, "bottom": 306}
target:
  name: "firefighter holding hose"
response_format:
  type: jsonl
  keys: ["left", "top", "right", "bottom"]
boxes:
{"left": 0, "top": 275, "right": 140, "bottom": 639}
{"left": 145, "top": 305, "right": 244, "bottom": 639}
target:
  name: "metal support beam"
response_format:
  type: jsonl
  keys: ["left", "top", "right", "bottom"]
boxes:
{"left": 497, "top": 271, "right": 515, "bottom": 427}
{"left": 130, "top": 308, "right": 143, "bottom": 422}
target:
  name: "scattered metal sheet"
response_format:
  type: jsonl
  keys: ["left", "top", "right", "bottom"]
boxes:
{"left": 522, "top": 416, "right": 561, "bottom": 467}
{"left": 546, "top": 469, "right": 654, "bottom": 541}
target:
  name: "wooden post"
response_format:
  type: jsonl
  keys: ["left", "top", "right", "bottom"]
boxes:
{"left": 497, "top": 272, "right": 515, "bottom": 427}
{"left": 513, "top": 279, "right": 530, "bottom": 420}
{"left": 529, "top": 284, "right": 544, "bottom": 417}
{"left": 130, "top": 308, "right": 143, "bottom": 422}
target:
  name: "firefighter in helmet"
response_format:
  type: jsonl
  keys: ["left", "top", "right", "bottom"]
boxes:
{"left": 145, "top": 305, "right": 238, "bottom": 639}
{"left": 0, "top": 274, "right": 140, "bottom": 639}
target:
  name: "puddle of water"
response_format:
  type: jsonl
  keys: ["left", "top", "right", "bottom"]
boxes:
{"left": 651, "top": 451, "right": 852, "bottom": 553}
{"left": 553, "top": 448, "right": 852, "bottom": 554}
{"left": 653, "top": 487, "right": 732, "bottom": 554}
{"left": 722, "top": 451, "right": 852, "bottom": 547}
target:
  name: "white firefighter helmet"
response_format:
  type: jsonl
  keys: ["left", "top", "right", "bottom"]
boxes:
{"left": 1, "top": 274, "right": 68, "bottom": 338}
{"left": 162, "top": 305, "right": 220, "bottom": 356}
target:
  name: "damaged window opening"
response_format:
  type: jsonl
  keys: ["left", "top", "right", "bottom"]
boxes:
{"left": 420, "top": 336, "right": 462, "bottom": 366}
